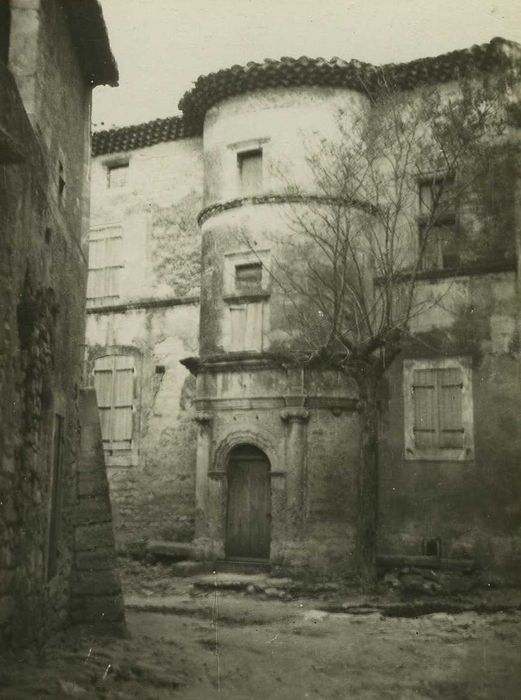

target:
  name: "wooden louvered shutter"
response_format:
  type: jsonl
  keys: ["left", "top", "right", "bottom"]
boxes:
{"left": 112, "top": 355, "right": 134, "bottom": 450}
{"left": 412, "top": 368, "right": 438, "bottom": 448}
{"left": 438, "top": 367, "right": 464, "bottom": 448}
{"left": 93, "top": 355, "right": 134, "bottom": 450}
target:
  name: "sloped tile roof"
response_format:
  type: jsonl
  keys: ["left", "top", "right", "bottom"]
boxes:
{"left": 179, "top": 37, "right": 521, "bottom": 125}
{"left": 92, "top": 37, "right": 520, "bottom": 155}
{"left": 92, "top": 116, "right": 199, "bottom": 156}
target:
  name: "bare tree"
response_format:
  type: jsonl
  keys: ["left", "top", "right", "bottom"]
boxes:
{"left": 244, "top": 72, "right": 518, "bottom": 584}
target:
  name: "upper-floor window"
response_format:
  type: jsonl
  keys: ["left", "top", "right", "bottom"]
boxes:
{"left": 403, "top": 357, "right": 474, "bottom": 461}
{"left": 107, "top": 162, "right": 129, "bottom": 189}
{"left": 87, "top": 225, "right": 123, "bottom": 307}
{"left": 93, "top": 354, "right": 135, "bottom": 453}
{"left": 228, "top": 302, "right": 264, "bottom": 352}
{"left": 238, "top": 149, "right": 262, "bottom": 195}
{"left": 0, "top": 2, "right": 10, "bottom": 65}
{"left": 235, "top": 262, "right": 263, "bottom": 293}
{"left": 418, "top": 175, "right": 458, "bottom": 271}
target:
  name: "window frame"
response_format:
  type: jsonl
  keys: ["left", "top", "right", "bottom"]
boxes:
{"left": 417, "top": 174, "right": 459, "bottom": 271}
{"left": 86, "top": 224, "right": 124, "bottom": 307}
{"left": 93, "top": 353, "right": 136, "bottom": 454}
{"left": 403, "top": 356, "right": 474, "bottom": 462}
{"left": 237, "top": 148, "right": 263, "bottom": 195}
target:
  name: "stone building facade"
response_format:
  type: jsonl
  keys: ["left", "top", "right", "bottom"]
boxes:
{"left": 0, "top": 0, "right": 121, "bottom": 648}
{"left": 89, "top": 38, "right": 521, "bottom": 581}
{"left": 87, "top": 119, "right": 203, "bottom": 547}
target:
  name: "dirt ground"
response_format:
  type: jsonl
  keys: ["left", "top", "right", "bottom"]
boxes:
{"left": 2, "top": 563, "right": 521, "bottom": 699}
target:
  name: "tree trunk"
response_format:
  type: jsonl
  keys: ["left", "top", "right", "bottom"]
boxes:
{"left": 355, "top": 368, "right": 380, "bottom": 589}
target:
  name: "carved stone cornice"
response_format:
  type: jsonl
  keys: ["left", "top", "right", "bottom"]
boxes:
{"left": 280, "top": 408, "right": 310, "bottom": 424}
{"left": 194, "top": 412, "right": 213, "bottom": 427}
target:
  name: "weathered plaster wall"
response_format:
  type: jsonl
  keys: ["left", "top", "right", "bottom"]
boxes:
{"left": 86, "top": 302, "right": 199, "bottom": 547}
{"left": 379, "top": 271, "right": 521, "bottom": 581}
{"left": 90, "top": 137, "right": 203, "bottom": 300}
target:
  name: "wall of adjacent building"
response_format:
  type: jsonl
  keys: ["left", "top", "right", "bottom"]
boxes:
{"left": 0, "top": 0, "right": 102, "bottom": 647}
{"left": 86, "top": 135, "right": 203, "bottom": 548}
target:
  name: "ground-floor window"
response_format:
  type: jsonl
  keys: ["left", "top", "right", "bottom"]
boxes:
{"left": 403, "top": 357, "right": 474, "bottom": 461}
{"left": 93, "top": 354, "right": 136, "bottom": 452}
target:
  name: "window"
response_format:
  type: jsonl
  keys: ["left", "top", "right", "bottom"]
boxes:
{"left": 228, "top": 302, "right": 264, "bottom": 352}
{"left": 418, "top": 176, "right": 459, "bottom": 270}
{"left": 403, "top": 358, "right": 474, "bottom": 461}
{"left": 47, "top": 414, "right": 64, "bottom": 581}
{"left": 107, "top": 162, "right": 129, "bottom": 189}
{"left": 238, "top": 149, "right": 262, "bottom": 195}
{"left": 87, "top": 225, "right": 123, "bottom": 306}
{"left": 235, "top": 262, "right": 262, "bottom": 293}
{"left": 93, "top": 354, "right": 135, "bottom": 452}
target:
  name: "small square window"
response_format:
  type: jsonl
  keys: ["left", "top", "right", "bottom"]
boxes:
{"left": 235, "top": 262, "right": 262, "bottom": 292}
{"left": 107, "top": 162, "right": 129, "bottom": 189}
{"left": 238, "top": 149, "right": 262, "bottom": 195}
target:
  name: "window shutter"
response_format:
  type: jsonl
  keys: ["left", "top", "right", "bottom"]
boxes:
{"left": 438, "top": 367, "right": 464, "bottom": 448}
{"left": 244, "top": 302, "right": 263, "bottom": 351}
{"left": 239, "top": 151, "right": 262, "bottom": 194}
{"left": 230, "top": 306, "right": 247, "bottom": 350}
{"left": 93, "top": 355, "right": 134, "bottom": 450}
{"left": 412, "top": 368, "right": 438, "bottom": 448}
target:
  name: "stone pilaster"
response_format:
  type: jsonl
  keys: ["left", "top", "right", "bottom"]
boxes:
{"left": 280, "top": 408, "right": 310, "bottom": 539}
{"left": 193, "top": 412, "right": 214, "bottom": 546}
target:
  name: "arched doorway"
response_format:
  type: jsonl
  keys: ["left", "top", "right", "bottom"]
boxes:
{"left": 225, "top": 444, "right": 271, "bottom": 560}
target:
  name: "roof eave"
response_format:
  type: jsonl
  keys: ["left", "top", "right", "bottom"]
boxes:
{"left": 62, "top": 0, "right": 119, "bottom": 88}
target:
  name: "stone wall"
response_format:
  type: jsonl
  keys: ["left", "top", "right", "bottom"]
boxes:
{"left": 86, "top": 133, "right": 204, "bottom": 549}
{"left": 379, "top": 271, "right": 521, "bottom": 582}
{"left": 70, "top": 390, "right": 124, "bottom": 628}
{"left": 0, "top": 2, "right": 117, "bottom": 648}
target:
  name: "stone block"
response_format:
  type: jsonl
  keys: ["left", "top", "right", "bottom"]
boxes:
{"left": 75, "top": 523, "right": 115, "bottom": 552}
{"left": 72, "top": 499, "right": 112, "bottom": 526}
{"left": 77, "top": 471, "right": 107, "bottom": 497}
{"left": 0, "top": 595, "right": 15, "bottom": 625}
{"left": 72, "top": 570, "right": 121, "bottom": 596}
{"left": 0, "top": 569, "right": 14, "bottom": 594}
{"left": 70, "top": 594, "right": 124, "bottom": 624}
{"left": 146, "top": 540, "right": 194, "bottom": 561}
{"left": 75, "top": 548, "right": 115, "bottom": 571}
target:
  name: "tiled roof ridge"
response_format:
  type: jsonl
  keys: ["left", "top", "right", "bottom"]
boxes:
{"left": 92, "top": 37, "right": 520, "bottom": 156}
{"left": 179, "top": 36, "right": 521, "bottom": 124}
{"left": 91, "top": 115, "right": 200, "bottom": 156}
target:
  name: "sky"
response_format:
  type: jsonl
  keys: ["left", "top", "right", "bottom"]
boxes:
{"left": 93, "top": 0, "right": 521, "bottom": 130}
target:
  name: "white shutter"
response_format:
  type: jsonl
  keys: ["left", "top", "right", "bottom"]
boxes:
{"left": 412, "top": 369, "right": 438, "bottom": 448}
{"left": 244, "top": 302, "right": 263, "bottom": 351}
{"left": 438, "top": 368, "right": 464, "bottom": 448}
{"left": 93, "top": 355, "right": 135, "bottom": 450}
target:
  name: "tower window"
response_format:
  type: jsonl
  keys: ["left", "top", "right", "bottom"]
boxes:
{"left": 235, "top": 262, "right": 262, "bottom": 293}
{"left": 238, "top": 149, "right": 262, "bottom": 195}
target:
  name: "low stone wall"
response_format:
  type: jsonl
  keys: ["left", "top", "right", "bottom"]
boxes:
{"left": 70, "top": 389, "right": 125, "bottom": 629}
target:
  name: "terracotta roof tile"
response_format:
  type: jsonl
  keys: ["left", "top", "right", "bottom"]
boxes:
{"left": 179, "top": 37, "right": 521, "bottom": 125}
{"left": 92, "top": 116, "right": 199, "bottom": 156}
{"left": 92, "top": 38, "right": 520, "bottom": 156}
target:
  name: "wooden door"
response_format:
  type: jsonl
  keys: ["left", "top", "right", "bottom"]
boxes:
{"left": 225, "top": 446, "right": 271, "bottom": 560}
